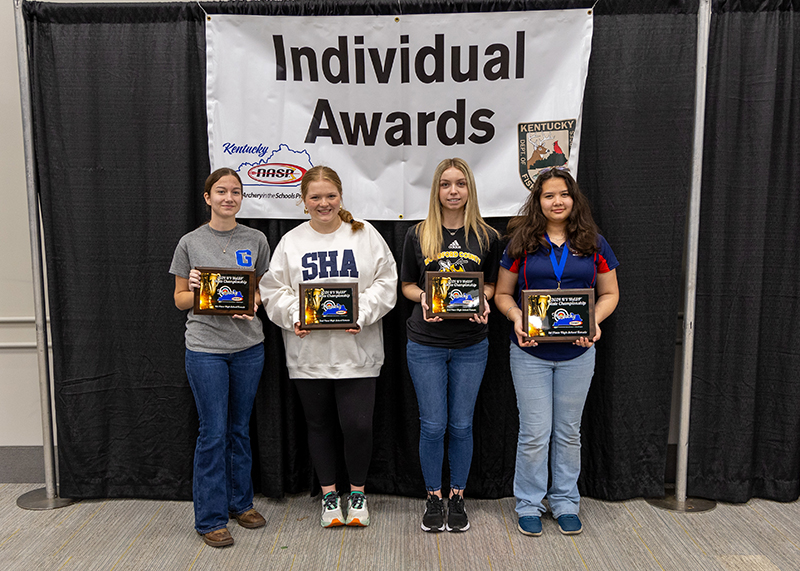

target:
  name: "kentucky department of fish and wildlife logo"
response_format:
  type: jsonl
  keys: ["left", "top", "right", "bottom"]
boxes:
{"left": 518, "top": 119, "right": 576, "bottom": 191}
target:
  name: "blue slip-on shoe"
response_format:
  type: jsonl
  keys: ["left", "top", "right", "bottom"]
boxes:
{"left": 557, "top": 514, "right": 583, "bottom": 535}
{"left": 517, "top": 516, "right": 543, "bottom": 536}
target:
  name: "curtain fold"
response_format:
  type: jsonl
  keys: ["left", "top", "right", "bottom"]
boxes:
{"left": 688, "top": 5, "right": 800, "bottom": 502}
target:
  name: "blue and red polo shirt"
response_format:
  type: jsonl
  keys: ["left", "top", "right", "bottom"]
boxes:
{"left": 500, "top": 234, "right": 619, "bottom": 361}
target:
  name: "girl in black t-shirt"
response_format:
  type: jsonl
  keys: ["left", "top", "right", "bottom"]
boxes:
{"left": 400, "top": 158, "right": 501, "bottom": 533}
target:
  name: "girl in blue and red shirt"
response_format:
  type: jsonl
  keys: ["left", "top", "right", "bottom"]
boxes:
{"left": 494, "top": 166, "right": 619, "bottom": 537}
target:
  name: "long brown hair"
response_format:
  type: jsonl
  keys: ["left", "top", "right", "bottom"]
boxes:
{"left": 416, "top": 158, "right": 498, "bottom": 260}
{"left": 300, "top": 166, "right": 364, "bottom": 232}
{"left": 505, "top": 168, "right": 599, "bottom": 259}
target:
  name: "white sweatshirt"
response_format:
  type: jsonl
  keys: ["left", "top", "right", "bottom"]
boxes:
{"left": 260, "top": 220, "right": 398, "bottom": 379}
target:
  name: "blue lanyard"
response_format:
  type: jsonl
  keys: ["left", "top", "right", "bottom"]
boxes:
{"left": 545, "top": 234, "right": 568, "bottom": 289}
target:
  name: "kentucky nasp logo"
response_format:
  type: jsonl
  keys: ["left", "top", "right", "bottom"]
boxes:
{"left": 551, "top": 308, "right": 583, "bottom": 328}
{"left": 321, "top": 300, "right": 348, "bottom": 317}
{"left": 216, "top": 286, "right": 244, "bottom": 303}
{"left": 518, "top": 119, "right": 576, "bottom": 191}
{"left": 231, "top": 143, "right": 313, "bottom": 188}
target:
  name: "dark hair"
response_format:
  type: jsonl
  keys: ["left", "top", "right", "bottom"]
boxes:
{"left": 202, "top": 168, "right": 242, "bottom": 219}
{"left": 300, "top": 165, "right": 364, "bottom": 232}
{"left": 505, "top": 168, "right": 599, "bottom": 259}
{"left": 204, "top": 168, "right": 242, "bottom": 197}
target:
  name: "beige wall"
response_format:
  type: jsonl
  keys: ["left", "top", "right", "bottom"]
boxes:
{"left": 1, "top": 1, "right": 41, "bottom": 446}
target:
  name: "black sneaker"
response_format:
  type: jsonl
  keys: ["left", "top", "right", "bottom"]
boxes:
{"left": 421, "top": 493, "right": 445, "bottom": 533}
{"left": 446, "top": 493, "right": 470, "bottom": 532}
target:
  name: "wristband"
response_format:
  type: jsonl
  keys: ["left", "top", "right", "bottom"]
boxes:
{"left": 505, "top": 306, "right": 517, "bottom": 320}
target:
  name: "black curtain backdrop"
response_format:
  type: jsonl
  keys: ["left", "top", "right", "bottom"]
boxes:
{"left": 24, "top": 0, "right": 778, "bottom": 503}
{"left": 687, "top": 0, "right": 800, "bottom": 502}
{"left": 576, "top": 3, "right": 697, "bottom": 499}
{"left": 27, "top": 2, "right": 209, "bottom": 497}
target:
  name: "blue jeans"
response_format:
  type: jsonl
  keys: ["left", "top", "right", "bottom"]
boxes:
{"left": 406, "top": 338, "right": 489, "bottom": 491}
{"left": 185, "top": 343, "right": 264, "bottom": 534}
{"left": 509, "top": 344, "right": 595, "bottom": 519}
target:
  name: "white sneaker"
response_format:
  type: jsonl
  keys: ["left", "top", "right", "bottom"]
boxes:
{"left": 320, "top": 492, "right": 345, "bottom": 528}
{"left": 345, "top": 491, "right": 370, "bottom": 527}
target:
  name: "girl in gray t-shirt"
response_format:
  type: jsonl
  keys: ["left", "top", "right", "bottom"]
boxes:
{"left": 169, "top": 168, "right": 270, "bottom": 548}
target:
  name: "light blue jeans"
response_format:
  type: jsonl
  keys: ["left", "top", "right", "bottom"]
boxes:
{"left": 185, "top": 343, "right": 264, "bottom": 534}
{"left": 509, "top": 344, "right": 595, "bottom": 518}
{"left": 406, "top": 338, "right": 489, "bottom": 492}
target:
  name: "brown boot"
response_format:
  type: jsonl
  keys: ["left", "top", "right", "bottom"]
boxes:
{"left": 230, "top": 508, "right": 266, "bottom": 529}
{"left": 200, "top": 527, "right": 234, "bottom": 547}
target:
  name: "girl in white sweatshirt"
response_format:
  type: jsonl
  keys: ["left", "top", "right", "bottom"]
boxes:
{"left": 260, "top": 165, "right": 397, "bottom": 529}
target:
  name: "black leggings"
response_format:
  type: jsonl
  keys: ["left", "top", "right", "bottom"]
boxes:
{"left": 293, "top": 377, "right": 376, "bottom": 487}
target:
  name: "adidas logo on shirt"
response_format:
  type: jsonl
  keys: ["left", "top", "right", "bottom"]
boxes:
{"left": 448, "top": 240, "right": 461, "bottom": 249}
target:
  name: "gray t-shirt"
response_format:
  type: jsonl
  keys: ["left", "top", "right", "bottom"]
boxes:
{"left": 170, "top": 223, "right": 270, "bottom": 353}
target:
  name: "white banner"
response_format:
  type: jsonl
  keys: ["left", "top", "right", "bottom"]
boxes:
{"left": 206, "top": 11, "right": 593, "bottom": 220}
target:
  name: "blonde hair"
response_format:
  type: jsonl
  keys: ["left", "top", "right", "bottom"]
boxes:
{"left": 416, "top": 158, "right": 498, "bottom": 260}
{"left": 301, "top": 165, "right": 364, "bottom": 232}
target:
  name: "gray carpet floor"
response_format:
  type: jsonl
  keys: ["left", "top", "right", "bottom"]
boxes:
{"left": 1, "top": 483, "right": 799, "bottom": 570}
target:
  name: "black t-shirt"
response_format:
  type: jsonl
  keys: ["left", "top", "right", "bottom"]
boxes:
{"left": 401, "top": 225, "right": 501, "bottom": 349}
